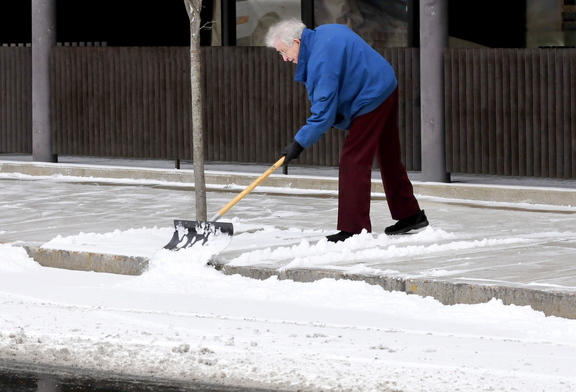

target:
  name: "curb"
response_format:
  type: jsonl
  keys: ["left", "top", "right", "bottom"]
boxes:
{"left": 3, "top": 160, "right": 576, "bottom": 206}
{"left": 21, "top": 245, "right": 576, "bottom": 319}
{"left": 214, "top": 263, "right": 576, "bottom": 320}
{"left": 24, "top": 246, "right": 149, "bottom": 276}
{"left": 412, "top": 182, "right": 576, "bottom": 207}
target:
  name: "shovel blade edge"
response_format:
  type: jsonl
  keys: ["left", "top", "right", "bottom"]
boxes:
{"left": 164, "top": 220, "right": 234, "bottom": 251}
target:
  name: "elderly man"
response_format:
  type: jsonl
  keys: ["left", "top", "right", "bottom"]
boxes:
{"left": 265, "top": 18, "right": 428, "bottom": 242}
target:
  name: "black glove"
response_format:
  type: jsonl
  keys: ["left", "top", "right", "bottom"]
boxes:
{"left": 282, "top": 141, "right": 304, "bottom": 165}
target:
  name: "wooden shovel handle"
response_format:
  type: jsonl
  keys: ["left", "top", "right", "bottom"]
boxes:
{"left": 216, "top": 156, "right": 286, "bottom": 218}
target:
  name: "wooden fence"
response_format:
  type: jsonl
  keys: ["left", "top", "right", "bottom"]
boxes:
{"left": 444, "top": 48, "right": 576, "bottom": 178}
{"left": 1, "top": 46, "right": 575, "bottom": 178}
{"left": 47, "top": 46, "right": 420, "bottom": 169}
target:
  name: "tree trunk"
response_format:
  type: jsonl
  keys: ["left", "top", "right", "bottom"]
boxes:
{"left": 183, "top": 0, "right": 207, "bottom": 220}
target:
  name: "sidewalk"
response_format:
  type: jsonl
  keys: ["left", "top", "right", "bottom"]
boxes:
{"left": 1, "top": 156, "right": 576, "bottom": 319}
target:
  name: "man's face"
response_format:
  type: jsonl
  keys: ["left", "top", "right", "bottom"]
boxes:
{"left": 274, "top": 39, "right": 301, "bottom": 64}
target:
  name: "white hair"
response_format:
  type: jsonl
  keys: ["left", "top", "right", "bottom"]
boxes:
{"left": 265, "top": 18, "right": 306, "bottom": 48}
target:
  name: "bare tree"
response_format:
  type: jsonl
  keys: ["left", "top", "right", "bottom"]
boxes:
{"left": 183, "top": 0, "right": 207, "bottom": 220}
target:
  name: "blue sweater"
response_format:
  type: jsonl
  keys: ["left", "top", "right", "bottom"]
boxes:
{"left": 293, "top": 24, "right": 398, "bottom": 148}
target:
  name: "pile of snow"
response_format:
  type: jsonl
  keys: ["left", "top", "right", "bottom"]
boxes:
{"left": 0, "top": 245, "right": 42, "bottom": 272}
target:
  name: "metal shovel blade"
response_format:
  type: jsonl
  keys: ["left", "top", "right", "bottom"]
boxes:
{"left": 163, "top": 219, "right": 234, "bottom": 251}
{"left": 163, "top": 157, "right": 286, "bottom": 252}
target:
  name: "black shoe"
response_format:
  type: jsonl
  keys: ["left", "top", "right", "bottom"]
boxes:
{"left": 326, "top": 231, "right": 354, "bottom": 243}
{"left": 385, "top": 210, "right": 429, "bottom": 235}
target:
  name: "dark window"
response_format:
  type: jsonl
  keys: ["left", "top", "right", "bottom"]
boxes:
{"left": 0, "top": 2, "right": 31, "bottom": 44}
{"left": 449, "top": 0, "right": 527, "bottom": 48}
{"left": 56, "top": 0, "right": 192, "bottom": 46}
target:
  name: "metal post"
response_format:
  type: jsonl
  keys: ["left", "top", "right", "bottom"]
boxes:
{"left": 419, "top": 0, "right": 449, "bottom": 182}
{"left": 32, "top": 0, "right": 57, "bottom": 162}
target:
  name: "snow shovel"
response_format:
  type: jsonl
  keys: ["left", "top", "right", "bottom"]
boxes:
{"left": 164, "top": 156, "right": 286, "bottom": 251}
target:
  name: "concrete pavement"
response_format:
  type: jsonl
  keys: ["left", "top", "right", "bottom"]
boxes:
{"left": 1, "top": 156, "right": 576, "bottom": 319}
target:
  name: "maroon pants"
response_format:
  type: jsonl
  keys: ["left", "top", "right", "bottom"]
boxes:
{"left": 337, "top": 88, "right": 421, "bottom": 234}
